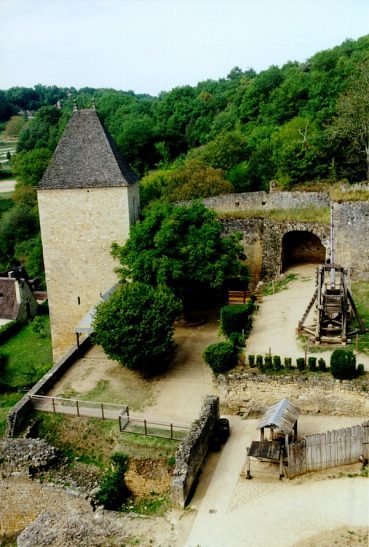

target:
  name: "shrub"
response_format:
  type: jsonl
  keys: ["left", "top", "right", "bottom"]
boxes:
{"left": 256, "top": 355, "right": 263, "bottom": 369}
{"left": 296, "top": 357, "right": 305, "bottom": 371}
{"left": 93, "top": 282, "right": 181, "bottom": 372}
{"left": 330, "top": 349, "right": 356, "bottom": 380}
{"left": 203, "top": 341, "right": 239, "bottom": 374}
{"left": 284, "top": 357, "right": 292, "bottom": 369}
{"left": 357, "top": 364, "right": 365, "bottom": 376}
{"left": 248, "top": 354, "right": 255, "bottom": 367}
{"left": 94, "top": 452, "right": 130, "bottom": 510}
{"left": 273, "top": 355, "right": 282, "bottom": 370}
{"left": 318, "top": 358, "right": 326, "bottom": 372}
{"left": 308, "top": 356, "right": 317, "bottom": 371}
{"left": 220, "top": 302, "right": 254, "bottom": 339}
{"left": 229, "top": 332, "right": 245, "bottom": 348}
{"left": 264, "top": 355, "right": 272, "bottom": 369}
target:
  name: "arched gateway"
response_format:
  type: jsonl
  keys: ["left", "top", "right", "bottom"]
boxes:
{"left": 281, "top": 231, "right": 326, "bottom": 271}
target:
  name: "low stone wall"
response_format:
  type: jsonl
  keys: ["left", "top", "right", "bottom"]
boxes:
{"left": 217, "top": 372, "right": 369, "bottom": 416}
{"left": 200, "top": 190, "right": 329, "bottom": 212}
{"left": 6, "top": 336, "right": 92, "bottom": 437}
{"left": 0, "top": 438, "right": 59, "bottom": 477}
{"left": 171, "top": 395, "right": 219, "bottom": 508}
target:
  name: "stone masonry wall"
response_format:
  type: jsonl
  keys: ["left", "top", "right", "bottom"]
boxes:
{"left": 334, "top": 201, "right": 369, "bottom": 280}
{"left": 201, "top": 191, "right": 330, "bottom": 212}
{"left": 6, "top": 336, "right": 91, "bottom": 437}
{"left": 222, "top": 217, "right": 329, "bottom": 285}
{"left": 38, "top": 186, "right": 134, "bottom": 361}
{"left": 171, "top": 395, "right": 219, "bottom": 508}
{"left": 217, "top": 372, "right": 369, "bottom": 416}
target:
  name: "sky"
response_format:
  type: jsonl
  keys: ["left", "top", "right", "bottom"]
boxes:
{"left": 1, "top": 0, "right": 369, "bottom": 96}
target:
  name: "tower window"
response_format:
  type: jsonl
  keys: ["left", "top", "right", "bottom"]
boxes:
{"left": 77, "top": 296, "right": 81, "bottom": 305}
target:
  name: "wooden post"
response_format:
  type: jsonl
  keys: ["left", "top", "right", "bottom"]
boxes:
{"left": 260, "top": 427, "right": 265, "bottom": 441}
{"left": 279, "top": 451, "right": 283, "bottom": 479}
{"left": 246, "top": 447, "right": 252, "bottom": 479}
{"left": 52, "top": 397, "right": 56, "bottom": 413}
{"left": 356, "top": 333, "right": 359, "bottom": 351}
{"left": 170, "top": 423, "right": 173, "bottom": 440}
{"left": 76, "top": 400, "right": 80, "bottom": 417}
{"left": 270, "top": 427, "right": 274, "bottom": 441}
{"left": 144, "top": 420, "right": 147, "bottom": 435}
{"left": 101, "top": 403, "right": 105, "bottom": 420}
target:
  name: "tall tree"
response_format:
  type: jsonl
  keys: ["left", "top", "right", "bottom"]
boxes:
{"left": 328, "top": 63, "right": 369, "bottom": 180}
{"left": 113, "top": 202, "right": 248, "bottom": 316}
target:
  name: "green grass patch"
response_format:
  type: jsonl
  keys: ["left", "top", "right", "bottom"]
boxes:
{"left": 261, "top": 273, "right": 298, "bottom": 296}
{"left": 33, "top": 412, "right": 179, "bottom": 466}
{"left": 1, "top": 315, "right": 52, "bottom": 387}
{"left": 124, "top": 494, "right": 171, "bottom": 516}
{"left": 218, "top": 207, "right": 330, "bottom": 224}
{"left": 348, "top": 281, "right": 369, "bottom": 355}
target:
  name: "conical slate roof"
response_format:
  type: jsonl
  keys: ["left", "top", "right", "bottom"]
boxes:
{"left": 39, "top": 108, "right": 137, "bottom": 190}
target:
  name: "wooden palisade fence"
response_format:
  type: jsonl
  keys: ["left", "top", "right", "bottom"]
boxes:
{"left": 287, "top": 421, "right": 369, "bottom": 478}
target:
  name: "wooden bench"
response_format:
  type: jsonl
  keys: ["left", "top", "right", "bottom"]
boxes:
{"left": 228, "top": 290, "right": 262, "bottom": 305}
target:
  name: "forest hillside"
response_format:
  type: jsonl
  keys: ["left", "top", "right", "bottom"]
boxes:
{"left": 1, "top": 34, "right": 369, "bottom": 278}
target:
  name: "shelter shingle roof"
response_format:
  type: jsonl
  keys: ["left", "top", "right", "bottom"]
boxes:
{"left": 257, "top": 398, "right": 300, "bottom": 435}
{"left": 39, "top": 108, "right": 137, "bottom": 190}
{"left": 0, "top": 278, "right": 19, "bottom": 320}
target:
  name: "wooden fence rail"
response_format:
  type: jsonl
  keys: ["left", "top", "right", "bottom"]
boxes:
{"left": 29, "top": 394, "right": 128, "bottom": 421}
{"left": 118, "top": 414, "right": 189, "bottom": 441}
{"left": 287, "top": 421, "right": 369, "bottom": 478}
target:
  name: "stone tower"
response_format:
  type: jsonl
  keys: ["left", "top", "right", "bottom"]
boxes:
{"left": 38, "top": 107, "right": 139, "bottom": 361}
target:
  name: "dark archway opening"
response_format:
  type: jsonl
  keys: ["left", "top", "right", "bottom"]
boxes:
{"left": 282, "top": 231, "right": 325, "bottom": 271}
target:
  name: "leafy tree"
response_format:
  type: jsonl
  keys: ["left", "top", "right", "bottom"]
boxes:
{"left": 328, "top": 63, "right": 369, "bottom": 180}
{"left": 167, "top": 159, "right": 233, "bottom": 201}
{"left": 191, "top": 130, "right": 247, "bottom": 171}
{"left": 0, "top": 204, "right": 39, "bottom": 269}
{"left": 13, "top": 148, "right": 52, "bottom": 187}
{"left": 3, "top": 115, "right": 26, "bottom": 138}
{"left": 113, "top": 202, "right": 248, "bottom": 316}
{"left": 93, "top": 282, "right": 181, "bottom": 371}
{"left": 17, "top": 106, "right": 63, "bottom": 152}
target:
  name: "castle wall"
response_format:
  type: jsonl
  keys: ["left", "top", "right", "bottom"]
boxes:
{"left": 38, "top": 185, "right": 137, "bottom": 361}
{"left": 333, "top": 201, "right": 369, "bottom": 280}
{"left": 201, "top": 190, "right": 330, "bottom": 212}
{"left": 222, "top": 217, "right": 329, "bottom": 287}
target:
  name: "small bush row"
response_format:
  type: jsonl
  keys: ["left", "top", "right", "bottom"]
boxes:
{"left": 247, "top": 349, "right": 365, "bottom": 379}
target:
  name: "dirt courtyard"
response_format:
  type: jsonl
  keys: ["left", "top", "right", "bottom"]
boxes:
{"left": 36, "top": 263, "right": 369, "bottom": 545}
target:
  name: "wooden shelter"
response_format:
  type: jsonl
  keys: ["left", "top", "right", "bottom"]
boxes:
{"left": 244, "top": 399, "right": 300, "bottom": 479}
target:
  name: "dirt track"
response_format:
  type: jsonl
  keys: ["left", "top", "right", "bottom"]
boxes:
{"left": 247, "top": 263, "right": 369, "bottom": 370}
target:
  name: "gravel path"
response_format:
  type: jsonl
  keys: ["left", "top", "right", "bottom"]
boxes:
{"left": 247, "top": 263, "right": 369, "bottom": 371}
{"left": 185, "top": 415, "right": 369, "bottom": 547}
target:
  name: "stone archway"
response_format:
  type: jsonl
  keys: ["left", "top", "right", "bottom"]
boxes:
{"left": 281, "top": 231, "right": 326, "bottom": 271}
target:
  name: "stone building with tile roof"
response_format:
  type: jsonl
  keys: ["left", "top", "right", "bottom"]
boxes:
{"left": 38, "top": 107, "right": 139, "bottom": 360}
{"left": 0, "top": 274, "right": 38, "bottom": 327}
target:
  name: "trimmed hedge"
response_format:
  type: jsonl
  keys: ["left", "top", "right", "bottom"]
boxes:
{"left": 330, "top": 349, "right": 357, "bottom": 380}
{"left": 220, "top": 302, "right": 254, "bottom": 339}
{"left": 203, "top": 341, "right": 239, "bottom": 374}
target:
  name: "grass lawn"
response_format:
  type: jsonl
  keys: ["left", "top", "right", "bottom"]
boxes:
{"left": 1, "top": 315, "right": 52, "bottom": 387}
{"left": 0, "top": 316, "right": 53, "bottom": 435}
{"left": 350, "top": 281, "right": 369, "bottom": 354}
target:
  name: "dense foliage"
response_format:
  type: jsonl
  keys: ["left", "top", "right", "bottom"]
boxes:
{"left": 94, "top": 452, "right": 130, "bottom": 510}
{"left": 220, "top": 302, "right": 255, "bottom": 339}
{"left": 330, "top": 349, "right": 357, "bottom": 380}
{"left": 92, "top": 282, "right": 181, "bottom": 371}
{"left": 203, "top": 341, "right": 239, "bottom": 374}
{"left": 2, "top": 35, "right": 369, "bottom": 280}
{"left": 112, "top": 202, "right": 248, "bottom": 316}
